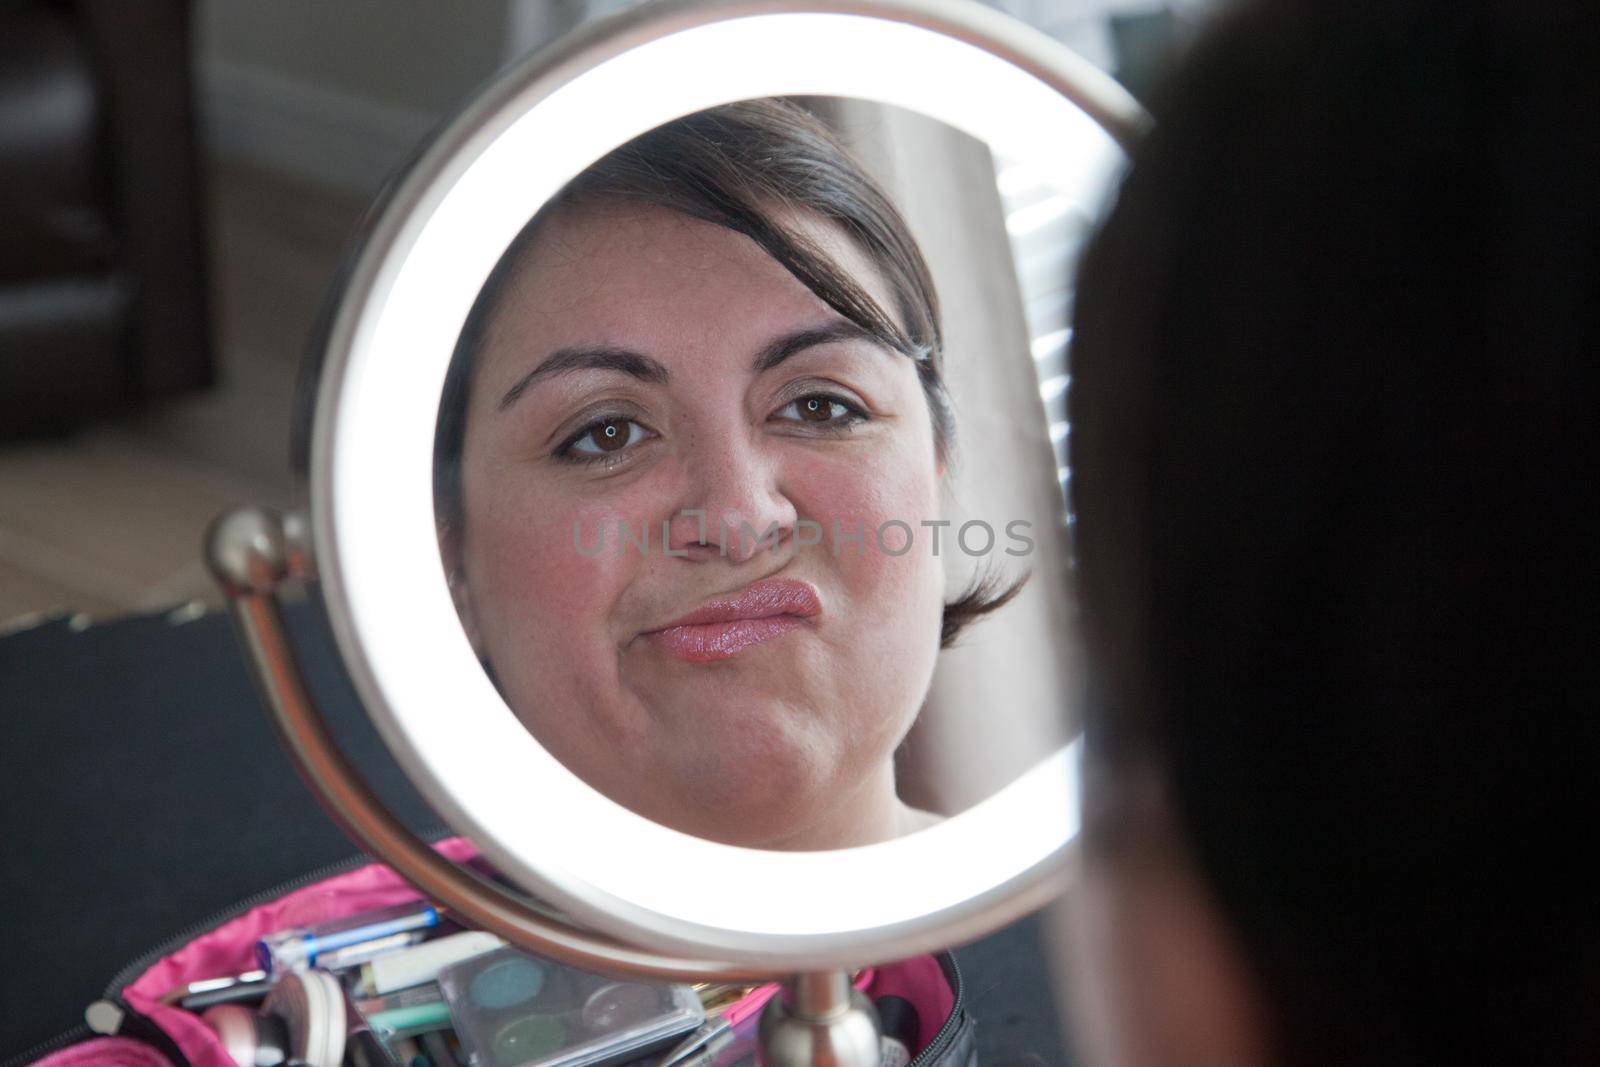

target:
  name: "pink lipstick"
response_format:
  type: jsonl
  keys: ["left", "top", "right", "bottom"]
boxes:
{"left": 644, "top": 577, "right": 822, "bottom": 663}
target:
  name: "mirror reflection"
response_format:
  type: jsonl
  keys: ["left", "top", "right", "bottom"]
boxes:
{"left": 433, "top": 96, "right": 1086, "bottom": 850}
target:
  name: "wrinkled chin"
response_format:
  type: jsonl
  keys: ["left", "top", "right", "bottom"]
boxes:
{"left": 601, "top": 698, "right": 901, "bottom": 850}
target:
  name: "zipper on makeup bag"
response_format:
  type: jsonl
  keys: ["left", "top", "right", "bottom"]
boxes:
{"left": 905, "top": 951, "right": 967, "bottom": 1067}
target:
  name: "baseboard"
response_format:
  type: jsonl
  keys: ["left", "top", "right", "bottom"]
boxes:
{"left": 198, "top": 59, "right": 438, "bottom": 195}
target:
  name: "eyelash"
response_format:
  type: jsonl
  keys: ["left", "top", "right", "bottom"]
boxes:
{"left": 773, "top": 392, "right": 870, "bottom": 431}
{"left": 552, "top": 392, "right": 870, "bottom": 466}
{"left": 554, "top": 415, "right": 650, "bottom": 466}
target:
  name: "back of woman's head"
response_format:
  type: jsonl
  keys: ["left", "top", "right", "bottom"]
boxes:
{"left": 1069, "top": 1, "right": 1599, "bottom": 1062}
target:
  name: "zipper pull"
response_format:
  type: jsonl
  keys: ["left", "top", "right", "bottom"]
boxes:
{"left": 85, "top": 999, "right": 125, "bottom": 1035}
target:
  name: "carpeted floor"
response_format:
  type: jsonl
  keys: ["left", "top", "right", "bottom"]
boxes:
{"left": 0, "top": 161, "right": 363, "bottom": 633}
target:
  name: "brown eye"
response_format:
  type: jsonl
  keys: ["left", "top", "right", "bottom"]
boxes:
{"left": 772, "top": 394, "right": 870, "bottom": 431}
{"left": 798, "top": 397, "right": 834, "bottom": 422}
{"left": 588, "top": 418, "right": 631, "bottom": 451}
{"left": 560, "top": 416, "right": 649, "bottom": 462}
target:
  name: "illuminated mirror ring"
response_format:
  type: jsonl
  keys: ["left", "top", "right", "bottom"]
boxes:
{"left": 312, "top": 0, "right": 1145, "bottom": 968}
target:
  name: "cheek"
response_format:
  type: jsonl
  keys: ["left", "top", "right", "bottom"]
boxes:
{"left": 1067, "top": 851, "right": 1275, "bottom": 1067}
{"left": 462, "top": 480, "right": 636, "bottom": 641}
{"left": 793, "top": 450, "right": 944, "bottom": 753}
{"left": 786, "top": 444, "right": 944, "bottom": 610}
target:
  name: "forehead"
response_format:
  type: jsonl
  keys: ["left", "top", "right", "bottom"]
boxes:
{"left": 474, "top": 199, "right": 902, "bottom": 381}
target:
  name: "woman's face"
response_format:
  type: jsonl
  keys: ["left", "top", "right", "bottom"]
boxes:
{"left": 449, "top": 200, "right": 947, "bottom": 849}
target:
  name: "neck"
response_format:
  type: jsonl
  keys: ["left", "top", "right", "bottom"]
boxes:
{"left": 750, "top": 766, "right": 938, "bottom": 851}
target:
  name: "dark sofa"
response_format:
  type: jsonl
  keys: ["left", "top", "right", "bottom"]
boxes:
{"left": 0, "top": 0, "right": 210, "bottom": 438}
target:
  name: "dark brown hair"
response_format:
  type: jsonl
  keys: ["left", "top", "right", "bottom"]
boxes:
{"left": 436, "top": 97, "right": 1025, "bottom": 647}
{"left": 1071, "top": 2, "right": 1599, "bottom": 1063}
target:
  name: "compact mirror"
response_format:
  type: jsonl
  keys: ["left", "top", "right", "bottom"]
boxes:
{"left": 214, "top": 0, "right": 1144, "bottom": 978}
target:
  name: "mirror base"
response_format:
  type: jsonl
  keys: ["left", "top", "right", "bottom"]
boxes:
{"left": 757, "top": 972, "right": 881, "bottom": 1067}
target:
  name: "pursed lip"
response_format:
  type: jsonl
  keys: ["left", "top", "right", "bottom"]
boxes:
{"left": 648, "top": 576, "right": 823, "bottom": 631}
{"left": 642, "top": 577, "right": 822, "bottom": 662}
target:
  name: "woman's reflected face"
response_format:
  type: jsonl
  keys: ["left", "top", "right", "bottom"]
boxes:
{"left": 449, "top": 200, "right": 946, "bottom": 849}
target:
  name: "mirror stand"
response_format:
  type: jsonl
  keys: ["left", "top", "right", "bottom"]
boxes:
{"left": 758, "top": 972, "right": 882, "bottom": 1067}
{"left": 203, "top": 504, "right": 750, "bottom": 980}
{"left": 206, "top": 504, "right": 880, "bottom": 1067}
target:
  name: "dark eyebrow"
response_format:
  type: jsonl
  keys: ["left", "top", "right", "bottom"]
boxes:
{"left": 753, "top": 321, "right": 883, "bottom": 373}
{"left": 498, "top": 321, "right": 885, "bottom": 412}
{"left": 498, "top": 346, "right": 670, "bottom": 411}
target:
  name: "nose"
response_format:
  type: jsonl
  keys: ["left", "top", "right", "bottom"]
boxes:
{"left": 662, "top": 432, "right": 797, "bottom": 563}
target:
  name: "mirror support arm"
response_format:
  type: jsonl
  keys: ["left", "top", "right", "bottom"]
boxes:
{"left": 209, "top": 508, "right": 912, "bottom": 1067}
{"left": 204, "top": 504, "right": 759, "bottom": 983}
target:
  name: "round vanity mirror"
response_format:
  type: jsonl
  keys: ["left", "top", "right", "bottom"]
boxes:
{"left": 215, "top": 0, "right": 1146, "bottom": 979}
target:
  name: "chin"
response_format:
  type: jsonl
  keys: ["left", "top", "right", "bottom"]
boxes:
{"left": 642, "top": 746, "right": 888, "bottom": 850}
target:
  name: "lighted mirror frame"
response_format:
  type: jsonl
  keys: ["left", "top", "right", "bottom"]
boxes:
{"left": 312, "top": 0, "right": 1145, "bottom": 969}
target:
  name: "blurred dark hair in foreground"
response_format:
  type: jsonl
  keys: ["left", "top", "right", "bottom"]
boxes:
{"left": 1070, "top": 1, "right": 1598, "bottom": 1063}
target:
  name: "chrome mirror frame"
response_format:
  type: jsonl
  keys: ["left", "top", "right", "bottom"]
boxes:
{"left": 209, "top": 0, "right": 1148, "bottom": 986}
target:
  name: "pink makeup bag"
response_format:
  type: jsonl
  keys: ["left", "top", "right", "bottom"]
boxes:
{"left": 16, "top": 838, "right": 969, "bottom": 1067}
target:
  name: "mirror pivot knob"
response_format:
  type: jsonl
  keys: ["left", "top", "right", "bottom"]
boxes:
{"left": 206, "top": 505, "right": 291, "bottom": 595}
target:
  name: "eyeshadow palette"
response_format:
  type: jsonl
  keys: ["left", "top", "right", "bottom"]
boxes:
{"left": 437, "top": 948, "right": 704, "bottom": 1067}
